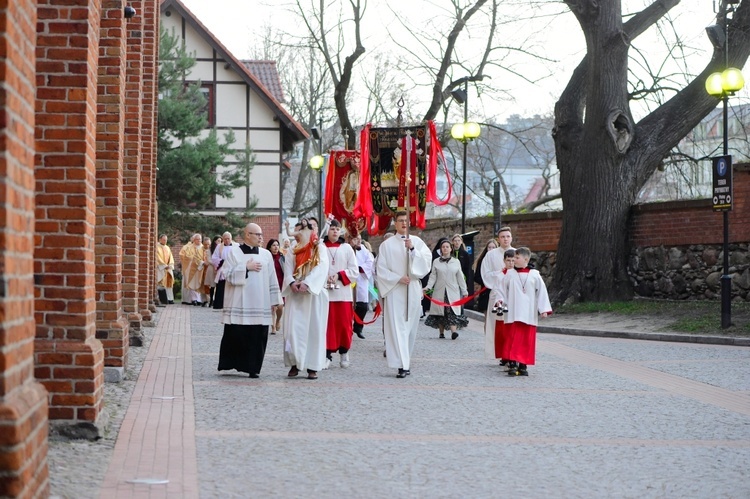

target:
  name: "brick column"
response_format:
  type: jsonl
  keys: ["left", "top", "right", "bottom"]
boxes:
{"left": 34, "top": 0, "right": 105, "bottom": 424}
{"left": 122, "top": 0, "right": 144, "bottom": 340}
{"left": 139, "top": 0, "right": 158, "bottom": 321}
{"left": 0, "top": 1, "right": 50, "bottom": 496}
{"left": 95, "top": 0, "right": 129, "bottom": 380}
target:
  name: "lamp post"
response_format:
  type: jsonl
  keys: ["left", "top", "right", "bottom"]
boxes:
{"left": 309, "top": 119, "right": 324, "bottom": 223}
{"left": 450, "top": 79, "right": 481, "bottom": 234}
{"left": 705, "top": 5, "right": 744, "bottom": 329}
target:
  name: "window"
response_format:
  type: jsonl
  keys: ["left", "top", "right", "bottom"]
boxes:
{"left": 199, "top": 83, "right": 214, "bottom": 126}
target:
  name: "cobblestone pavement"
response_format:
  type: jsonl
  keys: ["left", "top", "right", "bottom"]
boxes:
{"left": 49, "top": 305, "right": 750, "bottom": 498}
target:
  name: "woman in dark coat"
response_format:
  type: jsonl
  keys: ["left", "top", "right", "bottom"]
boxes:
{"left": 473, "top": 238, "right": 498, "bottom": 313}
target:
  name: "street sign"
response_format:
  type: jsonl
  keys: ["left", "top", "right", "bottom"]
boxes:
{"left": 712, "top": 155, "right": 733, "bottom": 211}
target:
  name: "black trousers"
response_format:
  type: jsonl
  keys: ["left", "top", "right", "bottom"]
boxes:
{"left": 353, "top": 301, "right": 368, "bottom": 333}
{"left": 218, "top": 324, "right": 269, "bottom": 374}
{"left": 213, "top": 280, "right": 225, "bottom": 309}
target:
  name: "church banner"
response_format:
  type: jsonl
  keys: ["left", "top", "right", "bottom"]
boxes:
{"left": 355, "top": 121, "right": 453, "bottom": 234}
{"left": 323, "top": 150, "right": 367, "bottom": 236}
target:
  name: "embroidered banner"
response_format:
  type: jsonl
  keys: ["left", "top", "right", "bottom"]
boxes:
{"left": 323, "top": 150, "right": 367, "bottom": 236}
{"left": 356, "top": 121, "right": 453, "bottom": 234}
{"left": 367, "top": 125, "right": 427, "bottom": 228}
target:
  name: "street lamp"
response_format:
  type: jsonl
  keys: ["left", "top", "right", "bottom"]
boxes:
{"left": 309, "top": 120, "right": 324, "bottom": 223}
{"left": 705, "top": 5, "right": 744, "bottom": 329}
{"left": 450, "top": 79, "right": 481, "bottom": 235}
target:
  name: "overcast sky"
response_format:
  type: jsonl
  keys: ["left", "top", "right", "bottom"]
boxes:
{"left": 178, "top": 0, "right": 745, "bottom": 122}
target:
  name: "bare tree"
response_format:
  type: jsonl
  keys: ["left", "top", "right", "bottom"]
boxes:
{"left": 250, "top": 25, "right": 334, "bottom": 217}
{"left": 550, "top": 0, "right": 750, "bottom": 304}
{"left": 290, "top": 0, "right": 367, "bottom": 149}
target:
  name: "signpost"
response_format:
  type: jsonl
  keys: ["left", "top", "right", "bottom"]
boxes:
{"left": 712, "top": 155, "right": 733, "bottom": 211}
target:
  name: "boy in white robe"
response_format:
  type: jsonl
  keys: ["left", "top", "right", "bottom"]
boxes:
{"left": 350, "top": 234, "right": 375, "bottom": 339}
{"left": 323, "top": 220, "right": 358, "bottom": 368}
{"left": 499, "top": 247, "right": 552, "bottom": 376}
{"left": 481, "top": 226, "right": 514, "bottom": 361}
{"left": 376, "top": 211, "right": 432, "bottom": 379}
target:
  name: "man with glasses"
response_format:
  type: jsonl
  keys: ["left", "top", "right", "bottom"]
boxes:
{"left": 218, "top": 223, "right": 281, "bottom": 378}
{"left": 376, "top": 211, "right": 432, "bottom": 379}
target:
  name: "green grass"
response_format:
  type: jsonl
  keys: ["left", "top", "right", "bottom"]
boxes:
{"left": 555, "top": 299, "right": 750, "bottom": 335}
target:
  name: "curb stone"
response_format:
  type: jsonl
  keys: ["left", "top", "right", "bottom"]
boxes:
{"left": 464, "top": 308, "right": 750, "bottom": 347}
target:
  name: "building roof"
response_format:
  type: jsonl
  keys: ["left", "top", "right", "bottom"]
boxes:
{"left": 160, "top": 0, "right": 308, "bottom": 151}
{"left": 242, "top": 60, "right": 285, "bottom": 103}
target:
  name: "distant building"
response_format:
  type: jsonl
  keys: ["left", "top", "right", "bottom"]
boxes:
{"left": 160, "top": 0, "right": 308, "bottom": 235}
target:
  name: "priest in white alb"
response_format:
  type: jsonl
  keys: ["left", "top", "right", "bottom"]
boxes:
{"left": 376, "top": 211, "right": 432, "bottom": 379}
{"left": 218, "top": 223, "right": 281, "bottom": 378}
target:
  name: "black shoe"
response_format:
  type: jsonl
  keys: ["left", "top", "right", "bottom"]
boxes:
{"left": 355, "top": 331, "right": 365, "bottom": 339}
{"left": 518, "top": 369, "right": 529, "bottom": 376}
{"left": 404, "top": 369, "right": 411, "bottom": 376}
{"left": 439, "top": 333, "right": 445, "bottom": 339}
{"left": 507, "top": 362, "right": 519, "bottom": 376}
{"left": 167, "top": 301, "right": 174, "bottom": 305}
{"left": 248, "top": 372, "right": 259, "bottom": 378}
{"left": 499, "top": 359, "right": 507, "bottom": 366}
{"left": 397, "top": 369, "right": 407, "bottom": 379}
{"left": 451, "top": 332, "right": 459, "bottom": 340}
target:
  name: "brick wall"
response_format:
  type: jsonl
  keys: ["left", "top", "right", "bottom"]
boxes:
{"left": 122, "top": 0, "right": 144, "bottom": 332}
{"left": 0, "top": 1, "right": 50, "bottom": 495}
{"left": 95, "top": 0, "right": 129, "bottom": 369}
{"left": 630, "top": 165, "right": 750, "bottom": 247}
{"left": 34, "top": 0, "right": 105, "bottom": 422}
{"left": 411, "top": 164, "right": 750, "bottom": 254}
{"left": 256, "top": 214, "right": 281, "bottom": 246}
{"left": 139, "top": 0, "right": 158, "bottom": 317}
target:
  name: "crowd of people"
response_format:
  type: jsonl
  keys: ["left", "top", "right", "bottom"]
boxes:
{"left": 155, "top": 216, "right": 552, "bottom": 380}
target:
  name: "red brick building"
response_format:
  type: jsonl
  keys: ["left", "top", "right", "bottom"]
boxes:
{"left": 1, "top": 1, "right": 160, "bottom": 496}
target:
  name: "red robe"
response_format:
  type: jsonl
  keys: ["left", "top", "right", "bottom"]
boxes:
{"left": 494, "top": 269, "right": 509, "bottom": 358}
{"left": 324, "top": 240, "right": 356, "bottom": 352}
{"left": 499, "top": 267, "right": 552, "bottom": 366}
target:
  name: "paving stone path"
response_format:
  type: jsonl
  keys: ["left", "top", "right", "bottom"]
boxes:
{"left": 49, "top": 305, "right": 750, "bottom": 498}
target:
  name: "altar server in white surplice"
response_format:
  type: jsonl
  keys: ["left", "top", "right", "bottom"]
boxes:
{"left": 376, "top": 211, "right": 432, "bottom": 379}
{"left": 218, "top": 223, "right": 281, "bottom": 378}
{"left": 481, "top": 226, "right": 515, "bottom": 361}
{"left": 281, "top": 221, "right": 330, "bottom": 380}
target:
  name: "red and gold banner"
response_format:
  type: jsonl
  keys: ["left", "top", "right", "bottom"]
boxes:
{"left": 323, "top": 150, "right": 367, "bottom": 236}
{"left": 355, "top": 121, "right": 453, "bottom": 234}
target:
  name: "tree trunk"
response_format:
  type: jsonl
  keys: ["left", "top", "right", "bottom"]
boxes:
{"left": 551, "top": 154, "right": 635, "bottom": 304}
{"left": 550, "top": 0, "right": 750, "bottom": 305}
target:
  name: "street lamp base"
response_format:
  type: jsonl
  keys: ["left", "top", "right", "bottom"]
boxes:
{"left": 720, "top": 274, "right": 732, "bottom": 329}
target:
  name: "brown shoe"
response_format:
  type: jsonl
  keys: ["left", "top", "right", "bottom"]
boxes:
{"left": 306, "top": 370, "right": 318, "bottom": 380}
{"left": 287, "top": 366, "right": 299, "bottom": 377}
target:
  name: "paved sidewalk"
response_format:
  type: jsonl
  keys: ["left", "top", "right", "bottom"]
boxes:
{"left": 99, "top": 306, "right": 199, "bottom": 498}
{"left": 62, "top": 304, "right": 750, "bottom": 497}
